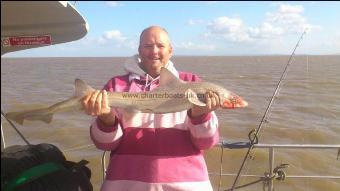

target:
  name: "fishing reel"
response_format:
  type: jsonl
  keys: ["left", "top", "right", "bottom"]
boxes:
{"left": 273, "top": 163, "right": 289, "bottom": 181}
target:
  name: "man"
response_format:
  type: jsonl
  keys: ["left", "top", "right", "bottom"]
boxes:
{"left": 83, "top": 26, "right": 221, "bottom": 191}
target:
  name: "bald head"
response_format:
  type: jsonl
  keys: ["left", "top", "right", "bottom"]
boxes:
{"left": 139, "top": 26, "right": 171, "bottom": 46}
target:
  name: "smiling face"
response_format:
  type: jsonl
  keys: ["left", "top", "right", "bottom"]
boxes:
{"left": 138, "top": 26, "right": 173, "bottom": 78}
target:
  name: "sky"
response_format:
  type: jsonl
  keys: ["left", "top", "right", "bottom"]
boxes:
{"left": 4, "top": 1, "right": 340, "bottom": 57}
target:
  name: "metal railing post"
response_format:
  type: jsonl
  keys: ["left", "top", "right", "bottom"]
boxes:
{"left": 101, "top": 151, "right": 107, "bottom": 182}
{"left": 268, "top": 147, "right": 274, "bottom": 191}
{"left": 1, "top": 122, "right": 5, "bottom": 151}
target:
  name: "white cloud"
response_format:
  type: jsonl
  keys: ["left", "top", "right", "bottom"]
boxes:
{"left": 73, "top": 29, "right": 137, "bottom": 50}
{"left": 206, "top": 17, "right": 251, "bottom": 42}
{"left": 101, "top": 30, "right": 138, "bottom": 50}
{"left": 105, "top": 1, "right": 120, "bottom": 7}
{"left": 278, "top": 4, "right": 304, "bottom": 14}
{"left": 264, "top": 4, "right": 311, "bottom": 34}
{"left": 264, "top": 4, "right": 320, "bottom": 35}
{"left": 204, "top": 3, "right": 320, "bottom": 43}
{"left": 103, "top": 30, "right": 127, "bottom": 42}
{"left": 248, "top": 22, "right": 284, "bottom": 39}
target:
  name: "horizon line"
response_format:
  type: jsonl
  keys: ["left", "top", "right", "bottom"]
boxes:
{"left": 2, "top": 53, "right": 340, "bottom": 59}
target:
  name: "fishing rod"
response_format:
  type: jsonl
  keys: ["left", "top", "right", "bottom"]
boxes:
{"left": 1, "top": 110, "right": 31, "bottom": 145}
{"left": 229, "top": 29, "right": 307, "bottom": 191}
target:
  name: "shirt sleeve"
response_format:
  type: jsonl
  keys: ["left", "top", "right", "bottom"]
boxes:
{"left": 186, "top": 110, "right": 219, "bottom": 150}
{"left": 184, "top": 73, "right": 220, "bottom": 150}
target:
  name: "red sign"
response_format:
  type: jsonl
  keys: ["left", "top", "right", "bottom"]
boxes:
{"left": 5, "top": 35, "right": 52, "bottom": 46}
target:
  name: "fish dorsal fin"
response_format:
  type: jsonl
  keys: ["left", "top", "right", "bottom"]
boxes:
{"left": 185, "top": 89, "right": 206, "bottom": 107}
{"left": 159, "top": 67, "right": 183, "bottom": 87}
{"left": 74, "top": 79, "right": 95, "bottom": 98}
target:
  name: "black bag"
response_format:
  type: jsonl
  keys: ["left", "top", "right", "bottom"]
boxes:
{"left": 1, "top": 143, "right": 93, "bottom": 191}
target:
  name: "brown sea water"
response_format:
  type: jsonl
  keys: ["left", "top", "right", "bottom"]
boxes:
{"left": 1, "top": 55, "right": 339, "bottom": 190}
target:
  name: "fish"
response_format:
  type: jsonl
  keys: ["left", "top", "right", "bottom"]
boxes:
{"left": 5, "top": 67, "right": 248, "bottom": 125}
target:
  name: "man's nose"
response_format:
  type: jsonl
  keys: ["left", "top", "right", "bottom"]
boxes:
{"left": 151, "top": 45, "right": 159, "bottom": 53}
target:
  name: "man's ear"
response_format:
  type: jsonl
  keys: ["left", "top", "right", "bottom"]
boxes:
{"left": 169, "top": 45, "right": 173, "bottom": 55}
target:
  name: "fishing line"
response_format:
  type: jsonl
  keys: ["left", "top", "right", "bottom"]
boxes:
{"left": 229, "top": 29, "right": 308, "bottom": 191}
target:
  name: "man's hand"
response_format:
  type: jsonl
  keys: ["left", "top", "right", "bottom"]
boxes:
{"left": 190, "top": 91, "right": 221, "bottom": 118}
{"left": 82, "top": 90, "right": 115, "bottom": 126}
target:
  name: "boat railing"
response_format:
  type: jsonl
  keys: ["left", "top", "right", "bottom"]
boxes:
{"left": 209, "top": 141, "right": 340, "bottom": 191}
{"left": 1, "top": 117, "right": 339, "bottom": 191}
{"left": 2, "top": 112, "right": 339, "bottom": 191}
{"left": 100, "top": 142, "right": 340, "bottom": 191}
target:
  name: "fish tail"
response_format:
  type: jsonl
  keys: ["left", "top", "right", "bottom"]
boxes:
{"left": 5, "top": 112, "right": 25, "bottom": 125}
{"left": 5, "top": 110, "right": 54, "bottom": 125}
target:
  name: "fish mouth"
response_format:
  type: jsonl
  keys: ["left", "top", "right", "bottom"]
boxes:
{"left": 222, "top": 96, "right": 248, "bottom": 109}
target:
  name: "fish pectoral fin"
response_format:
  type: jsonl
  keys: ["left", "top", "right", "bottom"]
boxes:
{"left": 123, "top": 106, "right": 141, "bottom": 114}
{"left": 41, "top": 114, "right": 54, "bottom": 124}
{"left": 185, "top": 89, "right": 206, "bottom": 107}
{"left": 14, "top": 117, "right": 24, "bottom": 125}
{"left": 16, "top": 118, "right": 24, "bottom": 125}
{"left": 122, "top": 108, "right": 140, "bottom": 121}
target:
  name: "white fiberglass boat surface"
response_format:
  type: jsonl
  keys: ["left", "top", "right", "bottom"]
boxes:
{"left": 1, "top": 2, "right": 93, "bottom": 191}
{"left": 1, "top": 1, "right": 89, "bottom": 56}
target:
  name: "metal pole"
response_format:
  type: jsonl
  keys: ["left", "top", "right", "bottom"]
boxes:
{"left": 268, "top": 148, "right": 274, "bottom": 191}
{"left": 254, "top": 144, "right": 340, "bottom": 149}
{"left": 102, "top": 151, "right": 107, "bottom": 182}
{"left": 1, "top": 110, "right": 30, "bottom": 145}
{"left": 1, "top": 122, "right": 5, "bottom": 151}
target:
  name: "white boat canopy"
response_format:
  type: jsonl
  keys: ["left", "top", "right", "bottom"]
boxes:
{"left": 1, "top": 1, "right": 89, "bottom": 56}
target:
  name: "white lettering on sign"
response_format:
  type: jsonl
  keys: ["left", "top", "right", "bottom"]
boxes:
{"left": 2, "top": 35, "right": 52, "bottom": 47}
